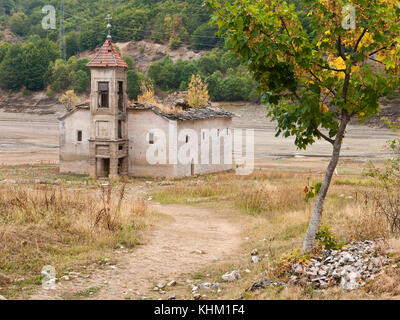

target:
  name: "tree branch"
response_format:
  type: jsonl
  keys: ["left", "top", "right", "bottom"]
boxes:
{"left": 308, "top": 69, "right": 337, "bottom": 97}
{"left": 369, "top": 57, "right": 384, "bottom": 65}
{"left": 338, "top": 36, "right": 347, "bottom": 61}
{"left": 354, "top": 28, "right": 367, "bottom": 53}
{"left": 315, "top": 127, "right": 335, "bottom": 144}
{"left": 369, "top": 46, "right": 388, "bottom": 56}
{"left": 316, "top": 63, "right": 346, "bottom": 72}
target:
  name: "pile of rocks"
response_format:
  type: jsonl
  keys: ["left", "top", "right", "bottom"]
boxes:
{"left": 290, "top": 240, "right": 392, "bottom": 290}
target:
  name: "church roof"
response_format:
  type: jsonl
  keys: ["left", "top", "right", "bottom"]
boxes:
{"left": 128, "top": 103, "right": 234, "bottom": 121}
{"left": 86, "top": 39, "right": 128, "bottom": 69}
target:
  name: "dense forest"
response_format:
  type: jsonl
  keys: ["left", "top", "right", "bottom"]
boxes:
{"left": 0, "top": 0, "right": 305, "bottom": 102}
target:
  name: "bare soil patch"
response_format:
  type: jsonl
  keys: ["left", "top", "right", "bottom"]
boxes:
{"left": 27, "top": 203, "right": 242, "bottom": 300}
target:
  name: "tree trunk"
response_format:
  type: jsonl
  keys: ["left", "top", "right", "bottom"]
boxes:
{"left": 302, "top": 112, "right": 351, "bottom": 252}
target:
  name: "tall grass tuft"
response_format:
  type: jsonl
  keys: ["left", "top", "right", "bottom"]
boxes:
{"left": 235, "top": 183, "right": 305, "bottom": 215}
{"left": 0, "top": 183, "right": 150, "bottom": 291}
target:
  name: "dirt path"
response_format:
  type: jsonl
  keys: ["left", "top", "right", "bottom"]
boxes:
{"left": 28, "top": 203, "right": 242, "bottom": 300}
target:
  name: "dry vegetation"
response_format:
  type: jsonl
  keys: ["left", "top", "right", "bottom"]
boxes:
{"left": 0, "top": 179, "right": 152, "bottom": 298}
{"left": 0, "top": 160, "right": 399, "bottom": 300}
{"left": 150, "top": 165, "right": 400, "bottom": 300}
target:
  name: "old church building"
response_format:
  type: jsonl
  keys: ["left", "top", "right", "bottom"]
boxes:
{"left": 59, "top": 21, "right": 233, "bottom": 179}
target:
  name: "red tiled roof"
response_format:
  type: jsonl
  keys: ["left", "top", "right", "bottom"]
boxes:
{"left": 87, "top": 39, "right": 128, "bottom": 69}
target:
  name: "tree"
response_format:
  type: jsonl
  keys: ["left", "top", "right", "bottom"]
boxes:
{"left": 0, "top": 0, "right": 15, "bottom": 15}
{"left": 208, "top": 0, "right": 400, "bottom": 251}
{"left": 0, "top": 44, "right": 25, "bottom": 90}
{"left": 9, "top": 12, "right": 29, "bottom": 36}
{"left": 137, "top": 80, "right": 157, "bottom": 105}
{"left": 72, "top": 70, "right": 90, "bottom": 94}
{"left": 59, "top": 90, "right": 78, "bottom": 111}
{"left": 65, "top": 33, "right": 79, "bottom": 58}
{"left": 206, "top": 70, "right": 224, "bottom": 101}
{"left": 191, "top": 23, "right": 220, "bottom": 50}
{"left": 148, "top": 56, "right": 180, "bottom": 91}
{"left": 124, "top": 56, "right": 135, "bottom": 70}
{"left": 49, "top": 60, "right": 70, "bottom": 93}
{"left": 127, "top": 70, "right": 144, "bottom": 100}
{"left": 188, "top": 74, "right": 209, "bottom": 108}
{"left": 197, "top": 52, "right": 220, "bottom": 76}
{"left": 21, "top": 42, "right": 47, "bottom": 91}
{"left": 0, "top": 43, "right": 10, "bottom": 64}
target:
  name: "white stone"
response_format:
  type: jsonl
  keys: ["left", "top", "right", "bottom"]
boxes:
{"left": 167, "top": 280, "right": 177, "bottom": 287}
{"left": 222, "top": 270, "right": 241, "bottom": 281}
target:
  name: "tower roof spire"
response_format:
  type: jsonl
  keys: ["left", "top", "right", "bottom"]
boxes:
{"left": 106, "top": 14, "right": 112, "bottom": 39}
{"left": 86, "top": 14, "right": 128, "bottom": 69}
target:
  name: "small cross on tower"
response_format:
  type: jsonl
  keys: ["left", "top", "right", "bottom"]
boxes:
{"left": 106, "top": 14, "right": 112, "bottom": 39}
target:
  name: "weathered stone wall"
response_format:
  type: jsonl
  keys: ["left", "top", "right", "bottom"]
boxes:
{"left": 127, "top": 109, "right": 175, "bottom": 178}
{"left": 127, "top": 109, "right": 232, "bottom": 178}
{"left": 59, "top": 109, "right": 91, "bottom": 174}
{"left": 175, "top": 117, "right": 233, "bottom": 177}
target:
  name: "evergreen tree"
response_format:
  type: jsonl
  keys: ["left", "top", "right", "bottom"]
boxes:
{"left": 127, "top": 70, "right": 142, "bottom": 100}
{"left": 72, "top": 70, "right": 90, "bottom": 94}
{"left": 9, "top": 12, "right": 29, "bottom": 36}
{"left": 0, "top": 45, "right": 25, "bottom": 90}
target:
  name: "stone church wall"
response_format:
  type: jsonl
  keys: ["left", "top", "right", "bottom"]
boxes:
{"left": 127, "top": 109, "right": 175, "bottom": 178}
{"left": 59, "top": 109, "right": 91, "bottom": 175}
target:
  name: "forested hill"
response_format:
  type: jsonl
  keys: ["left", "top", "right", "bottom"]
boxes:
{"left": 0, "top": 0, "right": 219, "bottom": 55}
{"left": 0, "top": 1, "right": 307, "bottom": 102}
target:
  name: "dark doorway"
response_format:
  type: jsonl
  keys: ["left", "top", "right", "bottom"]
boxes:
{"left": 118, "top": 157, "right": 127, "bottom": 175}
{"left": 191, "top": 161, "right": 195, "bottom": 176}
{"left": 97, "top": 158, "right": 110, "bottom": 177}
{"left": 118, "top": 158, "right": 123, "bottom": 175}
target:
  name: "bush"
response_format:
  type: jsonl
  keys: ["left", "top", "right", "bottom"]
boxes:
{"left": 315, "top": 225, "right": 344, "bottom": 250}
{"left": 187, "top": 74, "right": 209, "bottom": 108}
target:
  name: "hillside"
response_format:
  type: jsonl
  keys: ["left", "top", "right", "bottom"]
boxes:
{"left": 77, "top": 39, "right": 207, "bottom": 74}
{"left": 0, "top": 0, "right": 218, "bottom": 53}
{"left": 0, "top": 0, "right": 398, "bottom": 117}
{"left": 0, "top": 0, "right": 263, "bottom": 103}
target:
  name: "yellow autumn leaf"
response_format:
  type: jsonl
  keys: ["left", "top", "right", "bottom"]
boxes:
{"left": 320, "top": 104, "right": 329, "bottom": 113}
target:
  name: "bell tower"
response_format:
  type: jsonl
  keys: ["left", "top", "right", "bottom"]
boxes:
{"left": 87, "top": 15, "right": 129, "bottom": 179}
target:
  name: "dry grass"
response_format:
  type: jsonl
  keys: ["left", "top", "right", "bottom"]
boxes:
{"left": 0, "top": 183, "right": 151, "bottom": 297}
{"left": 153, "top": 182, "right": 238, "bottom": 204}
{"left": 150, "top": 167, "right": 400, "bottom": 300}
{"left": 2, "top": 164, "right": 399, "bottom": 300}
{"left": 235, "top": 182, "right": 305, "bottom": 215}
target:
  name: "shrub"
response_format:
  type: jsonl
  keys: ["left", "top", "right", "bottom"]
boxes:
{"left": 315, "top": 225, "right": 344, "bottom": 250}
{"left": 187, "top": 74, "right": 209, "bottom": 108}
{"left": 59, "top": 90, "right": 78, "bottom": 111}
{"left": 137, "top": 80, "right": 156, "bottom": 105}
